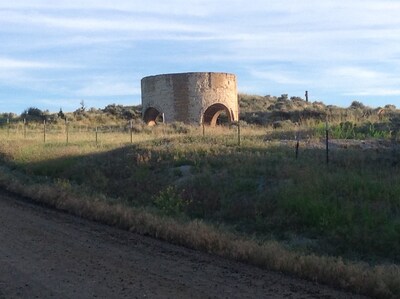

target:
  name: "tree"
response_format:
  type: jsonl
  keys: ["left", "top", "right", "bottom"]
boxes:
{"left": 349, "top": 101, "right": 365, "bottom": 109}
{"left": 277, "top": 94, "right": 289, "bottom": 101}
{"left": 22, "top": 107, "right": 43, "bottom": 117}
{"left": 58, "top": 108, "right": 65, "bottom": 119}
{"left": 79, "top": 100, "right": 86, "bottom": 112}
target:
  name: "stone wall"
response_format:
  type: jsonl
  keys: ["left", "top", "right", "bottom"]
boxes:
{"left": 141, "top": 72, "right": 238, "bottom": 126}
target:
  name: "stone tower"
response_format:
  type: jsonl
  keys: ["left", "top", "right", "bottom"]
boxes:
{"left": 141, "top": 72, "right": 238, "bottom": 126}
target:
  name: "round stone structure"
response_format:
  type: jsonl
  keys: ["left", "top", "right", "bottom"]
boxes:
{"left": 141, "top": 72, "right": 238, "bottom": 126}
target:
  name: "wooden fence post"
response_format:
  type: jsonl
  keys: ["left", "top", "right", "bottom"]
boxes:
{"left": 43, "top": 119, "right": 46, "bottom": 143}
{"left": 237, "top": 121, "right": 241, "bottom": 146}
{"left": 23, "top": 118, "right": 27, "bottom": 139}
{"left": 326, "top": 120, "right": 329, "bottom": 164}
{"left": 95, "top": 126, "right": 98, "bottom": 145}
{"left": 7, "top": 118, "right": 9, "bottom": 137}
{"left": 65, "top": 119, "right": 69, "bottom": 144}
{"left": 130, "top": 120, "right": 133, "bottom": 143}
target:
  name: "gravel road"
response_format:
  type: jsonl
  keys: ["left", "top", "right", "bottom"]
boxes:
{"left": 0, "top": 190, "right": 368, "bottom": 298}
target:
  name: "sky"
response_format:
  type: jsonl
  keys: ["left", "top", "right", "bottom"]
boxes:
{"left": 1, "top": 0, "right": 400, "bottom": 114}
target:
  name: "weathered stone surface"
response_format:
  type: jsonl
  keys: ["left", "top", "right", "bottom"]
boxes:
{"left": 141, "top": 72, "right": 238, "bottom": 126}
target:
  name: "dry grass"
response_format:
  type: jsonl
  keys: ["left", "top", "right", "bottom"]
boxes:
{"left": 0, "top": 166, "right": 398, "bottom": 298}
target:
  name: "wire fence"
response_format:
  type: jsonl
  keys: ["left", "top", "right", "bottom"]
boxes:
{"left": 0, "top": 118, "right": 139, "bottom": 142}
{"left": 1, "top": 118, "right": 399, "bottom": 166}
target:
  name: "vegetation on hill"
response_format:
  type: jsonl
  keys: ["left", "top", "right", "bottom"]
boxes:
{"left": 239, "top": 93, "right": 399, "bottom": 126}
{"left": 2, "top": 95, "right": 399, "bottom": 142}
{"left": 1, "top": 104, "right": 141, "bottom": 126}
{"left": 2, "top": 93, "right": 400, "bottom": 128}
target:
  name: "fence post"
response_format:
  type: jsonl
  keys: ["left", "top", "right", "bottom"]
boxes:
{"left": 95, "top": 126, "right": 98, "bottom": 145}
{"left": 295, "top": 131, "right": 300, "bottom": 159}
{"left": 237, "top": 121, "right": 241, "bottom": 146}
{"left": 43, "top": 119, "right": 46, "bottom": 143}
{"left": 130, "top": 119, "right": 133, "bottom": 143}
{"left": 326, "top": 120, "right": 329, "bottom": 164}
{"left": 65, "top": 119, "right": 69, "bottom": 144}
{"left": 7, "top": 118, "right": 9, "bottom": 137}
{"left": 23, "top": 118, "right": 27, "bottom": 139}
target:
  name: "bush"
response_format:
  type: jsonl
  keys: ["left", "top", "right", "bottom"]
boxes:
{"left": 153, "top": 186, "right": 187, "bottom": 216}
{"left": 22, "top": 107, "right": 43, "bottom": 118}
{"left": 349, "top": 101, "right": 365, "bottom": 109}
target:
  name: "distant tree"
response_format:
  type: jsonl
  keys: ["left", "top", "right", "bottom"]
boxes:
{"left": 58, "top": 108, "right": 65, "bottom": 119}
{"left": 1, "top": 113, "right": 16, "bottom": 119}
{"left": 102, "top": 104, "right": 138, "bottom": 119}
{"left": 277, "top": 94, "right": 289, "bottom": 101}
{"left": 350, "top": 101, "right": 365, "bottom": 109}
{"left": 22, "top": 107, "right": 43, "bottom": 117}
{"left": 103, "top": 104, "right": 119, "bottom": 115}
{"left": 290, "top": 96, "right": 303, "bottom": 102}
{"left": 79, "top": 100, "right": 86, "bottom": 112}
{"left": 384, "top": 104, "right": 396, "bottom": 110}
{"left": 21, "top": 107, "right": 45, "bottom": 121}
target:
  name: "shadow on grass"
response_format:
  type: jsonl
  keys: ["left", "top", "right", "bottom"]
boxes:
{"left": 0, "top": 134, "right": 399, "bottom": 298}
{"left": 5, "top": 134, "right": 400, "bottom": 264}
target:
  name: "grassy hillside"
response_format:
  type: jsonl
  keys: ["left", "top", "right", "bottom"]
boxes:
{"left": 0, "top": 95, "right": 399, "bottom": 298}
{"left": 240, "top": 93, "right": 399, "bottom": 126}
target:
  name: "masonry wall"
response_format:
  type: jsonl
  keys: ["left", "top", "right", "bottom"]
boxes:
{"left": 141, "top": 72, "right": 238, "bottom": 125}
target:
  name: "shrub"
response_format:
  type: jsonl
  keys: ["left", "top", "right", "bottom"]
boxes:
{"left": 153, "top": 186, "right": 187, "bottom": 216}
{"left": 349, "top": 101, "right": 365, "bottom": 109}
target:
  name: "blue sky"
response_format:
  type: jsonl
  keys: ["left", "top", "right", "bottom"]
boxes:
{"left": 1, "top": 0, "right": 400, "bottom": 113}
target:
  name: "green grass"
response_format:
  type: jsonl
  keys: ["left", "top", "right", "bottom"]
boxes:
{"left": 313, "top": 121, "right": 392, "bottom": 139}
{"left": 0, "top": 124, "right": 399, "bottom": 297}
{"left": 1, "top": 126, "right": 399, "bottom": 261}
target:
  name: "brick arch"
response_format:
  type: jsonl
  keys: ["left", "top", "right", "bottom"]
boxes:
{"left": 202, "top": 103, "right": 232, "bottom": 126}
{"left": 143, "top": 107, "right": 163, "bottom": 126}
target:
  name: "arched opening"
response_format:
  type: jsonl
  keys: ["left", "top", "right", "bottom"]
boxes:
{"left": 202, "top": 103, "right": 232, "bottom": 126}
{"left": 143, "top": 107, "right": 163, "bottom": 126}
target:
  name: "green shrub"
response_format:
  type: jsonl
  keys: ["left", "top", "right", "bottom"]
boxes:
{"left": 153, "top": 186, "right": 187, "bottom": 216}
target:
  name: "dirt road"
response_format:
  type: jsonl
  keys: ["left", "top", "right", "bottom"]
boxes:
{"left": 0, "top": 190, "right": 367, "bottom": 299}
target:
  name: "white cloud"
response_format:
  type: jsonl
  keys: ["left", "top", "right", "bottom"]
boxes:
{"left": 34, "top": 98, "right": 82, "bottom": 111}
{"left": 329, "top": 67, "right": 384, "bottom": 80}
{"left": 344, "top": 89, "right": 400, "bottom": 97}
{"left": 0, "top": 57, "right": 70, "bottom": 69}
{"left": 0, "top": 0, "right": 212, "bottom": 16}
{"left": 250, "top": 69, "right": 309, "bottom": 85}
{"left": 321, "top": 65, "right": 400, "bottom": 100}
{"left": 0, "top": 10, "right": 209, "bottom": 33}
{"left": 77, "top": 79, "right": 141, "bottom": 97}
